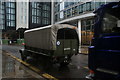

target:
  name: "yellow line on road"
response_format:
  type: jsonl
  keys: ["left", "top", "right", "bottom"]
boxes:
{"left": 42, "top": 73, "right": 58, "bottom": 80}
{"left": 3, "top": 52, "right": 58, "bottom": 80}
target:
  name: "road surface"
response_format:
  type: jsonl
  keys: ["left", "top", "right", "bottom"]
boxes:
{"left": 2, "top": 45, "right": 89, "bottom": 79}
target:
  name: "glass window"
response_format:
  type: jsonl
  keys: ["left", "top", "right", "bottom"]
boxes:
{"left": 95, "top": 2, "right": 101, "bottom": 9}
{"left": 86, "top": 2, "right": 91, "bottom": 11}
{"left": 83, "top": 3, "right": 86, "bottom": 12}
{"left": 7, "top": 21, "right": 11, "bottom": 26}
{"left": 11, "top": 21, "right": 15, "bottom": 26}
{"left": 55, "top": 14, "right": 58, "bottom": 21}
{"left": 32, "top": 9, "right": 34, "bottom": 15}
{"left": 79, "top": 4, "right": 83, "bottom": 13}
{"left": 11, "top": 15, "right": 15, "bottom": 20}
{"left": 32, "top": 2, "right": 34, "bottom": 8}
{"left": 91, "top": 2, "right": 94, "bottom": 10}
{"left": 11, "top": 3, "right": 15, "bottom": 8}
{"left": 2, "top": 5, "right": 4, "bottom": 9}
{"left": 102, "top": 13, "right": 120, "bottom": 33}
{"left": 2, "top": 9, "right": 4, "bottom": 14}
{"left": 34, "top": 3, "right": 37, "bottom": 8}
{"left": 34, "top": 9, "right": 36, "bottom": 15}
{"left": 67, "top": 9, "right": 71, "bottom": 17}
{"left": 64, "top": 11, "right": 67, "bottom": 18}
{"left": 42, "top": 11, "right": 48, "bottom": 17}
{"left": 6, "top": 2, "right": 10, "bottom": 7}
{"left": 38, "top": 17, "right": 41, "bottom": 24}
{"left": 72, "top": 6, "right": 78, "bottom": 16}
{"left": 46, "top": 5, "right": 50, "bottom": 11}
{"left": 33, "top": 16, "right": 36, "bottom": 23}
{"left": 32, "top": 9, "right": 36, "bottom": 15}
{"left": 37, "top": 17, "right": 39, "bottom": 23}
{"left": 11, "top": 9, "right": 15, "bottom": 14}
{"left": 7, "top": 14, "right": 11, "bottom": 19}
{"left": 0, "top": 20, "right": 3, "bottom": 24}
{"left": 32, "top": 16, "right": 34, "bottom": 23}
{"left": 43, "top": 5, "right": 47, "bottom": 10}
{"left": 37, "top": 9, "right": 40, "bottom": 16}
{"left": 42, "top": 18, "right": 47, "bottom": 25}
{"left": 6, "top": 9, "right": 11, "bottom": 13}
{"left": 0, "top": 15, "right": 4, "bottom": 19}
{"left": 37, "top": 3, "right": 39, "bottom": 8}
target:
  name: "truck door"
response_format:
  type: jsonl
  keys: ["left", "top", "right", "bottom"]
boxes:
{"left": 55, "top": 28, "right": 78, "bottom": 56}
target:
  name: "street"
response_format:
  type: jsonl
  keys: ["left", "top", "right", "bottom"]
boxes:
{"left": 2, "top": 45, "right": 89, "bottom": 79}
{"left": 2, "top": 50, "right": 45, "bottom": 79}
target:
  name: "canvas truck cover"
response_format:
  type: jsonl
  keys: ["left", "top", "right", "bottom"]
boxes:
{"left": 24, "top": 24, "right": 78, "bottom": 50}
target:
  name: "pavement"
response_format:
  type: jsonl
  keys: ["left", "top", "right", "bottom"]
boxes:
{"left": 80, "top": 46, "right": 89, "bottom": 55}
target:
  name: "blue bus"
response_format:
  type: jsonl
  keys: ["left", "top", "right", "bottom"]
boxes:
{"left": 87, "top": 2, "right": 120, "bottom": 80}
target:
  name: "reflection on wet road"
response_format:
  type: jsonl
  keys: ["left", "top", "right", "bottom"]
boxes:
{"left": 2, "top": 51, "right": 44, "bottom": 79}
{"left": 32, "top": 54, "right": 89, "bottom": 79}
{"left": 2, "top": 45, "right": 89, "bottom": 79}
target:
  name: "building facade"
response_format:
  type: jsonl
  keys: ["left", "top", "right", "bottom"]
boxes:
{"left": 0, "top": 1, "right": 51, "bottom": 30}
{"left": 29, "top": 2, "right": 51, "bottom": 29}
{"left": 16, "top": 0, "right": 29, "bottom": 30}
{"left": 0, "top": 0, "right": 16, "bottom": 30}
{"left": 0, "top": 0, "right": 5, "bottom": 30}
{"left": 54, "top": 0, "right": 107, "bottom": 46}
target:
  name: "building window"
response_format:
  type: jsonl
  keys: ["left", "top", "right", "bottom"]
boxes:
{"left": 67, "top": 9, "right": 71, "bottom": 17}
{"left": 81, "top": 19, "right": 94, "bottom": 45}
{"left": 11, "top": 21, "right": 15, "bottom": 26}
{"left": 72, "top": 6, "right": 78, "bottom": 16}
{"left": 6, "top": 2, "right": 11, "bottom": 7}
{"left": 31, "top": 2, "right": 51, "bottom": 27}
{"left": 86, "top": 2, "right": 92, "bottom": 11}
{"left": 95, "top": 2, "right": 105, "bottom": 9}
{"left": 7, "top": 14, "right": 10, "bottom": 19}
{"left": 79, "top": 4, "right": 83, "bottom": 14}
{"left": 11, "top": 14, "right": 15, "bottom": 20}
{"left": 11, "top": 3, "right": 15, "bottom": 8}
{"left": 64, "top": 11, "right": 67, "bottom": 19}
{"left": 83, "top": 3, "right": 86, "bottom": 12}
{"left": 91, "top": 2, "right": 95, "bottom": 11}
{"left": 11, "top": 9, "right": 15, "bottom": 14}
{"left": 6, "top": 9, "right": 11, "bottom": 13}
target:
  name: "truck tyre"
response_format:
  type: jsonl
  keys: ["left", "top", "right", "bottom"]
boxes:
{"left": 60, "top": 62, "right": 69, "bottom": 66}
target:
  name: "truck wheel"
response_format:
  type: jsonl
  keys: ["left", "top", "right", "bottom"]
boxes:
{"left": 60, "top": 62, "right": 69, "bottom": 66}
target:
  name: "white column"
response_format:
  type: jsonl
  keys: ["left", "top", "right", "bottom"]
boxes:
{"left": 78, "top": 20, "right": 82, "bottom": 53}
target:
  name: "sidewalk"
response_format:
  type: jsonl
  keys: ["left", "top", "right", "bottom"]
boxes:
{"left": 79, "top": 46, "right": 89, "bottom": 55}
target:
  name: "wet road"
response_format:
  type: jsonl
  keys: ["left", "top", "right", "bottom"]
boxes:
{"left": 2, "top": 45, "right": 89, "bottom": 79}
{"left": 2, "top": 50, "right": 45, "bottom": 79}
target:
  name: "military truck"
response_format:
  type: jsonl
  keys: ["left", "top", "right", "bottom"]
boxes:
{"left": 20, "top": 24, "right": 79, "bottom": 66}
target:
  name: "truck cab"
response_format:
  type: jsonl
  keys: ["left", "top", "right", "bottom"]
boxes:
{"left": 88, "top": 2, "right": 120, "bottom": 79}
